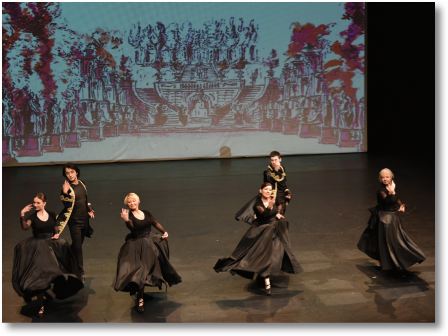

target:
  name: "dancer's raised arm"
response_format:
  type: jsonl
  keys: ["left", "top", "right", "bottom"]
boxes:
{"left": 20, "top": 204, "right": 33, "bottom": 230}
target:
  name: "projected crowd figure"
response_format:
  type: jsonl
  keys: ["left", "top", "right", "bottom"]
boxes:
{"left": 2, "top": 2, "right": 365, "bottom": 163}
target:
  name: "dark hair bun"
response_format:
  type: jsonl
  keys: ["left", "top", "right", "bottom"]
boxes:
{"left": 260, "top": 182, "right": 272, "bottom": 189}
{"left": 34, "top": 193, "right": 47, "bottom": 202}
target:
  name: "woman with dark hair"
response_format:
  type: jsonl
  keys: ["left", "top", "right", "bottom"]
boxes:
{"left": 57, "top": 162, "right": 94, "bottom": 283}
{"left": 13, "top": 193, "right": 83, "bottom": 318}
{"left": 214, "top": 182, "right": 303, "bottom": 295}
{"left": 357, "top": 169, "right": 426, "bottom": 273}
{"left": 112, "top": 193, "right": 182, "bottom": 313}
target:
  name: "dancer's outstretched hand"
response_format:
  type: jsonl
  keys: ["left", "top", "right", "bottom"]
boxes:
{"left": 121, "top": 208, "right": 129, "bottom": 222}
{"left": 88, "top": 210, "right": 95, "bottom": 218}
{"left": 398, "top": 204, "right": 405, "bottom": 212}
{"left": 51, "top": 233, "right": 59, "bottom": 239}
{"left": 21, "top": 204, "right": 33, "bottom": 216}
{"left": 161, "top": 232, "right": 168, "bottom": 239}
{"left": 386, "top": 181, "right": 396, "bottom": 194}
{"left": 276, "top": 213, "right": 284, "bottom": 219}
{"left": 273, "top": 162, "right": 281, "bottom": 172}
{"left": 62, "top": 180, "right": 70, "bottom": 194}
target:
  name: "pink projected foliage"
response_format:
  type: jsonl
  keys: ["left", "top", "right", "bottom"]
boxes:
{"left": 2, "top": 2, "right": 365, "bottom": 164}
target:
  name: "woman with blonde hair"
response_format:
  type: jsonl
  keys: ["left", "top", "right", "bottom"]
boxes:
{"left": 111, "top": 193, "right": 181, "bottom": 313}
{"left": 357, "top": 168, "right": 426, "bottom": 273}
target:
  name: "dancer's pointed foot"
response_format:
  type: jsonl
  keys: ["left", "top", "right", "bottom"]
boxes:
{"left": 36, "top": 306, "right": 44, "bottom": 318}
{"left": 264, "top": 278, "right": 271, "bottom": 296}
{"left": 137, "top": 298, "right": 144, "bottom": 313}
{"left": 265, "top": 284, "right": 271, "bottom": 296}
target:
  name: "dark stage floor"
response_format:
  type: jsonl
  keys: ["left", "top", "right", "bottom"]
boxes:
{"left": 2, "top": 152, "right": 435, "bottom": 323}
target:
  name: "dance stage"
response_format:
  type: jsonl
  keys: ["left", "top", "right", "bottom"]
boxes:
{"left": 2, "top": 152, "right": 435, "bottom": 323}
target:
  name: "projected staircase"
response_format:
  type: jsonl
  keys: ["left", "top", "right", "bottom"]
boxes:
{"left": 237, "top": 85, "right": 265, "bottom": 104}
{"left": 135, "top": 88, "right": 160, "bottom": 105}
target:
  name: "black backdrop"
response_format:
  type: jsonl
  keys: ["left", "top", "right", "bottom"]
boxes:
{"left": 366, "top": 3, "right": 434, "bottom": 161}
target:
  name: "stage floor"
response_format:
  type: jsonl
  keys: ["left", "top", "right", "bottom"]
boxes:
{"left": 2, "top": 152, "right": 435, "bottom": 323}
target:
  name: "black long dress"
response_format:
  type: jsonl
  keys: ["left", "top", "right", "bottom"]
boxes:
{"left": 357, "top": 184, "right": 426, "bottom": 270}
{"left": 213, "top": 195, "right": 303, "bottom": 279}
{"left": 12, "top": 211, "right": 84, "bottom": 299}
{"left": 112, "top": 210, "right": 182, "bottom": 295}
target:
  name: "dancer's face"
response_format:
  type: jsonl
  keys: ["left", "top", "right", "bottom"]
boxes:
{"left": 260, "top": 186, "right": 273, "bottom": 199}
{"left": 270, "top": 156, "right": 281, "bottom": 167}
{"left": 33, "top": 197, "right": 46, "bottom": 211}
{"left": 65, "top": 168, "right": 78, "bottom": 183}
{"left": 381, "top": 173, "right": 392, "bottom": 185}
{"left": 127, "top": 197, "right": 139, "bottom": 211}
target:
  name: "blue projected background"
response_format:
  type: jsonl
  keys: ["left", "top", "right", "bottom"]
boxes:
{"left": 2, "top": 2, "right": 365, "bottom": 166}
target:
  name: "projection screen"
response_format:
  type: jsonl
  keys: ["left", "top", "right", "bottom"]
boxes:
{"left": 2, "top": 2, "right": 365, "bottom": 166}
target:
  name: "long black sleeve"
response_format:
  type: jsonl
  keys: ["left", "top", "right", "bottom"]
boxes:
{"left": 49, "top": 212, "right": 59, "bottom": 236}
{"left": 263, "top": 170, "right": 269, "bottom": 183}
{"left": 125, "top": 219, "right": 135, "bottom": 231}
{"left": 377, "top": 184, "right": 404, "bottom": 210}
{"left": 379, "top": 190, "right": 399, "bottom": 204}
{"left": 254, "top": 198, "right": 281, "bottom": 218}
{"left": 379, "top": 190, "right": 403, "bottom": 206}
{"left": 254, "top": 205, "right": 273, "bottom": 218}
{"left": 145, "top": 210, "right": 166, "bottom": 233}
{"left": 20, "top": 215, "right": 32, "bottom": 230}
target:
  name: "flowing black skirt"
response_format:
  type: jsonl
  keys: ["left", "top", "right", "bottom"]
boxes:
{"left": 12, "top": 235, "right": 84, "bottom": 300}
{"left": 357, "top": 207, "right": 426, "bottom": 270}
{"left": 214, "top": 219, "right": 303, "bottom": 279}
{"left": 112, "top": 232, "right": 182, "bottom": 295}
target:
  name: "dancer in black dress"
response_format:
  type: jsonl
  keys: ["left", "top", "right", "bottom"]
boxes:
{"left": 13, "top": 193, "right": 83, "bottom": 318}
{"left": 357, "top": 168, "right": 426, "bottom": 273}
{"left": 57, "top": 162, "right": 95, "bottom": 283}
{"left": 263, "top": 151, "right": 292, "bottom": 215}
{"left": 214, "top": 182, "right": 303, "bottom": 295}
{"left": 112, "top": 193, "right": 182, "bottom": 313}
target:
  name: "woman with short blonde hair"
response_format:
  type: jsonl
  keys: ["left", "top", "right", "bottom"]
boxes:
{"left": 124, "top": 193, "right": 140, "bottom": 206}
{"left": 358, "top": 168, "right": 426, "bottom": 273}
{"left": 378, "top": 168, "right": 394, "bottom": 182}
{"left": 112, "top": 193, "right": 182, "bottom": 313}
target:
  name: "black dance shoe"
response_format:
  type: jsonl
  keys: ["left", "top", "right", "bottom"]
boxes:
{"left": 265, "top": 284, "right": 272, "bottom": 296}
{"left": 137, "top": 299, "right": 144, "bottom": 313}
{"left": 37, "top": 306, "right": 44, "bottom": 318}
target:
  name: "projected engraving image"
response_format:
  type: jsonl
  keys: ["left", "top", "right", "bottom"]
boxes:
{"left": 2, "top": 2, "right": 365, "bottom": 165}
